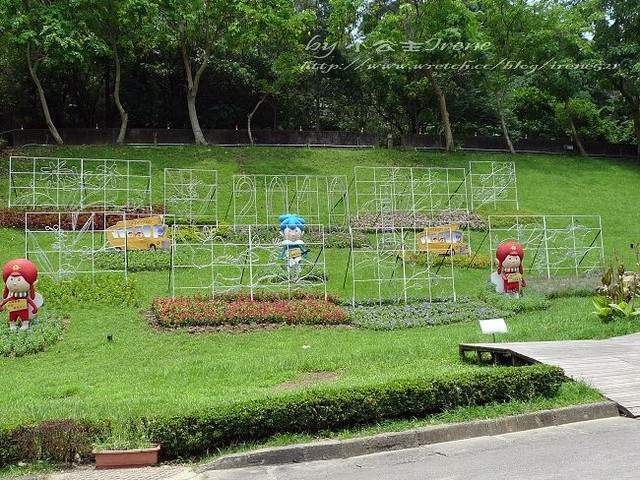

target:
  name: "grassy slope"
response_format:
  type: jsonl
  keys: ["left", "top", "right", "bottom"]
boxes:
{"left": 0, "top": 146, "right": 638, "bottom": 426}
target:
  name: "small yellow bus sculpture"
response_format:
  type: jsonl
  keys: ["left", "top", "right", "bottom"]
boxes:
{"left": 416, "top": 223, "right": 469, "bottom": 256}
{"left": 106, "top": 216, "right": 170, "bottom": 251}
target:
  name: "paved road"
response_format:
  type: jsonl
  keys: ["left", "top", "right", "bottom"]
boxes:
{"left": 200, "top": 417, "right": 640, "bottom": 480}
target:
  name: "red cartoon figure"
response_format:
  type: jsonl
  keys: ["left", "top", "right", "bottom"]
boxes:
{"left": 491, "top": 241, "right": 526, "bottom": 297}
{"left": 0, "top": 259, "right": 41, "bottom": 331}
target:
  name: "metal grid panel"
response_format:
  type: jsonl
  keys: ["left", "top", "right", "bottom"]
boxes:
{"left": 163, "top": 168, "right": 218, "bottom": 224}
{"left": 9, "top": 156, "right": 152, "bottom": 210}
{"left": 231, "top": 175, "right": 349, "bottom": 228}
{"left": 468, "top": 161, "right": 519, "bottom": 210}
{"left": 348, "top": 227, "right": 456, "bottom": 306}
{"left": 171, "top": 224, "right": 327, "bottom": 299}
{"left": 488, "top": 215, "right": 604, "bottom": 278}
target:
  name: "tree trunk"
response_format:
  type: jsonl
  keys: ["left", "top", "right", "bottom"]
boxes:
{"left": 568, "top": 118, "right": 586, "bottom": 157}
{"left": 186, "top": 91, "right": 206, "bottom": 144}
{"left": 247, "top": 93, "right": 268, "bottom": 145}
{"left": 27, "top": 43, "right": 63, "bottom": 145}
{"left": 616, "top": 80, "right": 640, "bottom": 160}
{"left": 498, "top": 109, "right": 516, "bottom": 154}
{"left": 426, "top": 71, "right": 454, "bottom": 152}
{"left": 632, "top": 107, "right": 640, "bottom": 160}
{"left": 113, "top": 44, "right": 128, "bottom": 146}
{"left": 565, "top": 99, "right": 586, "bottom": 157}
{"left": 180, "top": 26, "right": 209, "bottom": 145}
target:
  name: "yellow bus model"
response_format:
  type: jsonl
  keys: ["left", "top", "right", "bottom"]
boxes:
{"left": 416, "top": 223, "right": 469, "bottom": 256}
{"left": 106, "top": 215, "right": 170, "bottom": 251}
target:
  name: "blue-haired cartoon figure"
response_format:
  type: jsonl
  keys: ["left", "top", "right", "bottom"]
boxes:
{"left": 279, "top": 214, "right": 310, "bottom": 272}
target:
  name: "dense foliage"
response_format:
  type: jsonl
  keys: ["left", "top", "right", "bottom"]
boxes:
{"left": 0, "top": 365, "right": 564, "bottom": 465}
{"left": 147, "top": 365, "right": 565, "bottom": 459}
{"left": 0, "top": 0, "right": 638, "bottom": 154}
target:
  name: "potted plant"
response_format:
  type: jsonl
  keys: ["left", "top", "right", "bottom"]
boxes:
{"left": 92, "top": 418, "right": 160, "bottom": 469}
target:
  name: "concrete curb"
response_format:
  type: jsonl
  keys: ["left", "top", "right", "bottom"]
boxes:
{"left": 200, "top": 401, "right": 620, "bottom": 471}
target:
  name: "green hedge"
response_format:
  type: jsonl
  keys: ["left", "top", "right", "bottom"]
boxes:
{"left": 0, "top": 420, "right": 102, "bottom": 466}
{"left": 0, "top": 365, "right": 564, "bottom": 466}
{"left": 147, "top": 365, "right": 565, "bottom": 459}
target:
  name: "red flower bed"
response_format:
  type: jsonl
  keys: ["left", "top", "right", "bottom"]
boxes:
{"left": 151, "top": 293, "right": 350, "bottom": 327}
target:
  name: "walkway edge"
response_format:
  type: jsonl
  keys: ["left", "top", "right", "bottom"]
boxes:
{"left": 200, "top": 401, "right": 620, "bottom": 471}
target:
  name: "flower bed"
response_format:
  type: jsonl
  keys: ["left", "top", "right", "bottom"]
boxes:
{"left": 151, "top": 293, "right": 350, "bottom": 328}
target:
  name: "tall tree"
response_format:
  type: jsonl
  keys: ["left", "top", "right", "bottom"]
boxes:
{"left": 0, "top": 0, "right": 88, "bottom": 144}
{"left": 594, "top": 0, "right": 640, "bottom": 158}
{"left": 238, "top": 0, "right": 314, "bottom": 144}
{"left": 156, "top": 0, "right": 241, "bottom": 145}
{"left": 362, "top": 0, "right": 481, "bottom": 151}
{"left": 84, "top": 0, "right": 153, "bottom": 145}
{"left": 476, "top": 0, "right": 539, "bottom": 153}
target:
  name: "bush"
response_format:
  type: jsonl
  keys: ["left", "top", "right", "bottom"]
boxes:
{"left": 0, "top": 420, "right": 103, "bottom": 467}
{"left": 527, "top": 274, "right": 600, "bottom": 299}
{"left": 94, "top": 250, "right": 172, "bottom": 272}
{"left": 404, "top": 251, "right": 491, "bottom": 269}
{"left": 592, "top": 260, "right": 640, "bottom": 321}
{"left": 0, "top": 313, "right": 65, "bottom": 358}
{"left": 350, "top": 211, "right": 486, "bottom": 231}
{"left": 479, "top": 284, "right": 551, "bottom": 315}
{"left": 0, "top": 206, "right": 165, "bottom": 230}
{"left": 146, "top": 365, "right": 565, "bottom": 459}
{"left": 38, "top": 275, "right": 140, "bottom": 309}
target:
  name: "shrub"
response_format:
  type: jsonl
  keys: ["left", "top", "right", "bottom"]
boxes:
{"left": 592, "top": 260, "right": 640, "bottom": 322}
{"left": 0, "top": 206, "right": 165, "bottom": 230}
{"left": 38, "top": 275, "right": 140, "bottom": 310}
{"left": 0, "top": 313, "right": 65, "bottom": 358}
{"left": 479, "top": 284, "right": 551, "bottom": 315}
{"left": 151, "top": 292, "right": 349, "bottom": 328}
{"left": 348, "top": 298, "right": 510, "bottom": 330}
{"left": 403, "top": 251, "right": 491, "bottom": 269}
{"left": 146, "top": 365, "right": 565, "bottom": 459}
{"left": 0, "top": 420, "right": 103, "bottom": 467}
{"left": 94, "top": 250, "right": 172, "bottom": 272}
{"left": 350, "top": 211, "right": 486, "bottom": 231}
{"left": 526, "top": 274, "right": 600, "bottom": 299}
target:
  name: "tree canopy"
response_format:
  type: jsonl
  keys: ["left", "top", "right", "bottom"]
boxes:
{"left": 0, "top": 0, "right": 637, "bottom": 154}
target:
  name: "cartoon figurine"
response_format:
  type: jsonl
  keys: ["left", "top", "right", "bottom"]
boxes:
{"left": 0, "top": 259, "right": 42, "bottom": 330}
{"left": 491, "top": 241, "right": 526, "bottom": 297}
{"left": 279, "top": 214, "right": 310, "bottom": 275}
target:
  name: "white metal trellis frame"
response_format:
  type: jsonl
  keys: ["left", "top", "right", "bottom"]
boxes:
{"left": 468, "top": 161, "right": 519, "bottom": 210}
{"left": 24, "top": 211, "right": 175, "bottom": 282}
{"left": 163, "top": 168, "right": 218, "bottom": 224}
{"left": 24, "top": 211, "right": 130, "bottom": 282}
{"left": 9, "top": 156, "right": 152, "bottom": 210}
{"left": 231, "top": 175, "right": 350, "bottom": 228}
{"left": 348, "top": 227, "right": 456, "bottom": 306}
{"left": 353, "top": 166, "right": 468, "bottom": 227}
{"left": 488, "top": 215, "right": 605, "bottom": 278}
{"left": 171, "top": 224, "right": 328, "bottom": 299}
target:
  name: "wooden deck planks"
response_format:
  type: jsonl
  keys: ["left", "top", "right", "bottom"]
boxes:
{"left": 460, "top": 332, "right": 640, "bottom": 417}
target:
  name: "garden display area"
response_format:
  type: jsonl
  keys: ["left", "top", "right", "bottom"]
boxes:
{"left": 1, "top": 145, "right": 639, "bottom": 476}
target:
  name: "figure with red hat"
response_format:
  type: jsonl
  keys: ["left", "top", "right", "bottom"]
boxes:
{"left": 491, "top": 241, "right": 526, "bottom": 297}
{"left": 0, "top": 259, "right": 42, "bottom": 331}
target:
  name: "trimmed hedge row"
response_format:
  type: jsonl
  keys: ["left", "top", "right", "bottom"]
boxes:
{"left": 0, "top": 365, "right": 565, "bottom": 466}
{"left": 147, "top": 365, "right": 565, "bottom": 459}
{"left": 0, "top": 419, "right": 102, "bottom": 466}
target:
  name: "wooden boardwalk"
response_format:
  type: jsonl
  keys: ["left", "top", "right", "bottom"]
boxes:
{"left": 460, "top": 333, "right": 640, "bottom": 417}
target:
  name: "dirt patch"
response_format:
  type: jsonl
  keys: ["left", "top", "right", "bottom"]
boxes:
{"left": 273, "top": 371, "right": 340, "bottom": 391}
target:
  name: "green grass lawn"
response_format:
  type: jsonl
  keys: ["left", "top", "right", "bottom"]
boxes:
{"left": 0, "top": 146, "right": 639, "bottom": 471}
